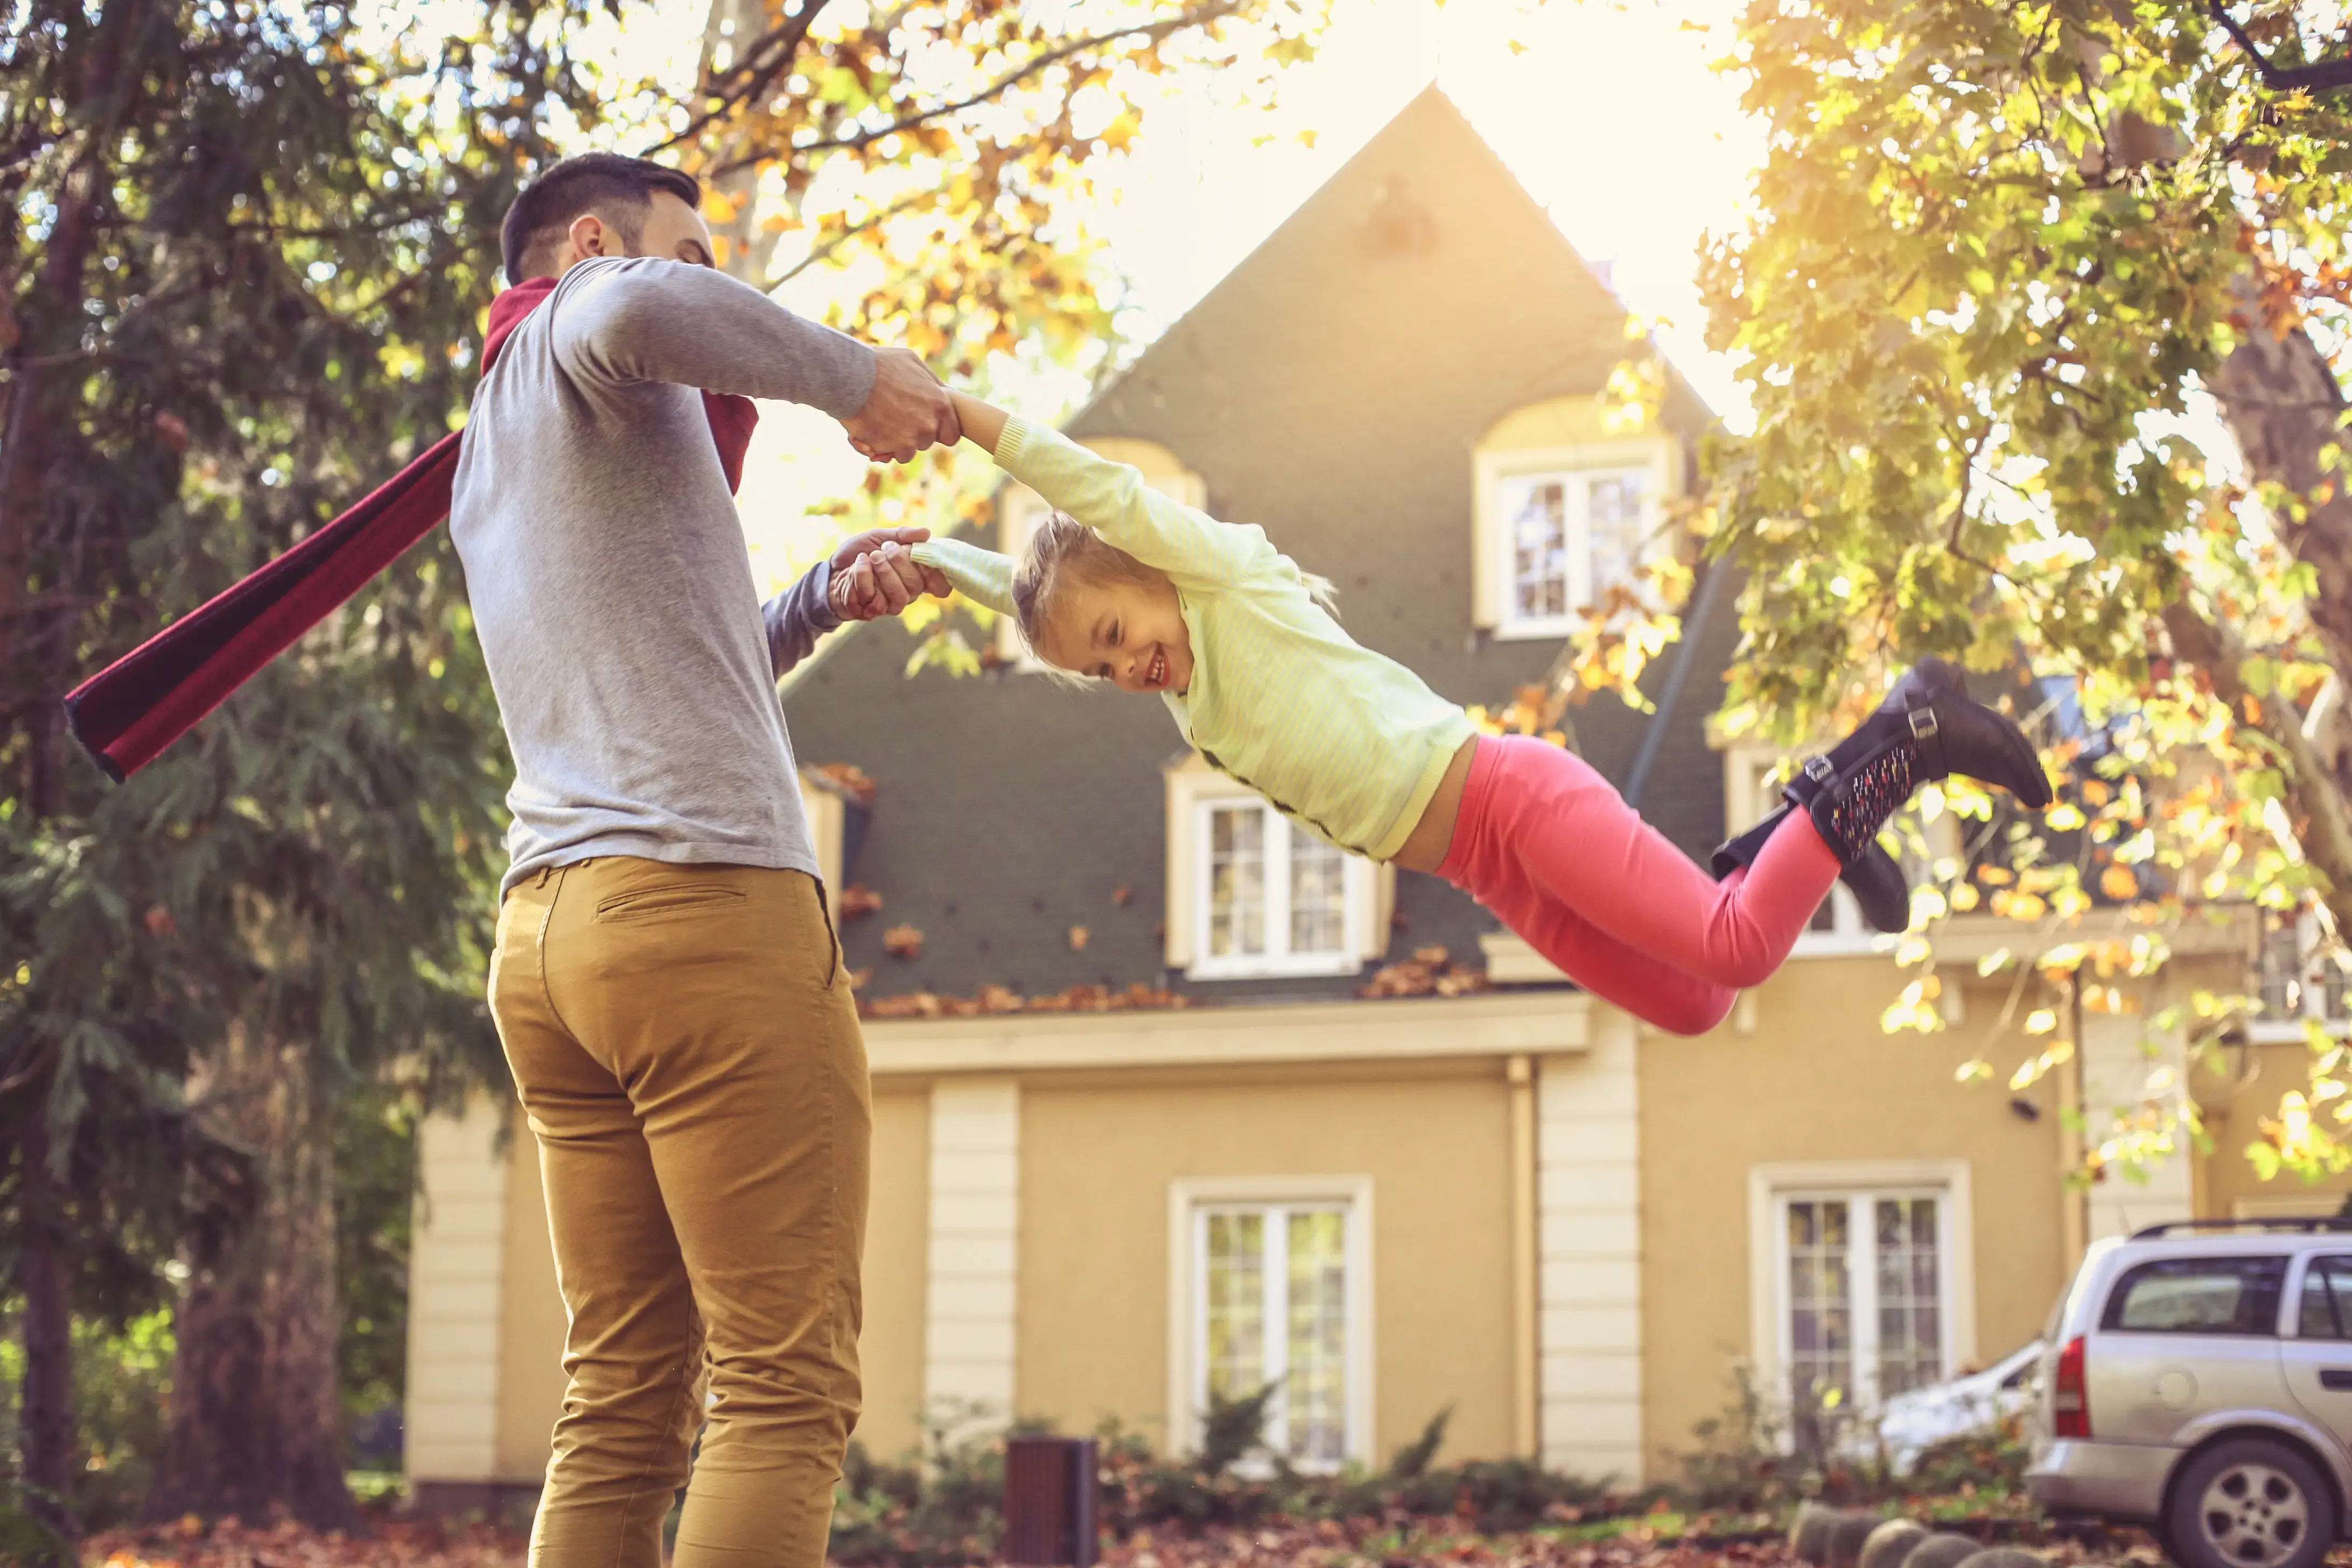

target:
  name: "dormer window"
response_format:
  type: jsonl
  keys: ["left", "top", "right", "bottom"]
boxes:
{"left": 1472, "top": 396, "right": 1681, "bottom": 641}
{"left": 1495, "top": 467, "right": 1650, "bottom": 636}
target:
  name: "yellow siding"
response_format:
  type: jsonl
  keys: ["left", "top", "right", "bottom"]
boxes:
{"left": 2199, "top": 1039, "right": 2352, "bottom": 1220}
{"left": 1636, "top": 960, "right": 2066, "bottom": 1479}
{"left": 859, "top": 1087, "right": 932, "bottom": 1460}
{"left": 1016, "top": 1062, "right": 1516, "bottom": 1463}
{"left": 497, "top": 1103, "right": 566, "bottom": 1485}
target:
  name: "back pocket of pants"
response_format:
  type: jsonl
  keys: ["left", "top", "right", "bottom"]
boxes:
{"left": 593, "top": 884, "right": 748, "bottom": 922}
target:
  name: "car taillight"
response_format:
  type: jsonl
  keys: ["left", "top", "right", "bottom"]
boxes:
{"left": 2053, "top": 1334, "right": 2090, "bottom": 1439}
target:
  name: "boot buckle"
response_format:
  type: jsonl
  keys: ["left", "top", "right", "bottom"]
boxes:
{"left": 1908, "top": 708, "right": 1940, "bottom": 741}
{"left": 1803, "top": 755, "right": 1835, "bottom": 783}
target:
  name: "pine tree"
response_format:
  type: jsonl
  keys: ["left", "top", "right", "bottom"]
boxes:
{"left": 1, "top": 0, "right": 605, "bottom": 1539}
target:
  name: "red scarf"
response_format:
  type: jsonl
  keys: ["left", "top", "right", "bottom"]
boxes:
{"left": 62, "top": 275, "right": 760, "bottom": 781}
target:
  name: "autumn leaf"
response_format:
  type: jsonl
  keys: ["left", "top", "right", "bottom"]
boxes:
{"left": 883, "top": 924, "right": 923, "bottom": 959}
{"left": 1068, "top": 924, "right": 1090, "bottom": 951}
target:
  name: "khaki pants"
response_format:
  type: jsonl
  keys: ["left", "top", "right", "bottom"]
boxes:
{"left": 491, "top": 858, "right": 871, "bottom": 1568}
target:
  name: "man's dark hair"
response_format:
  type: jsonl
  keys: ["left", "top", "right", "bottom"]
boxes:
{"left": 501, "top": 154, "right": 702, "bottom": 284}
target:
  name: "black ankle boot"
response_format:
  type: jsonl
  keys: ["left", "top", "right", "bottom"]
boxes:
{"left": 1786, "top": 655, "right": 2053, "bottom": 866}
{"left": 1712, "top": 803, "right": 1912, "bottom": 935}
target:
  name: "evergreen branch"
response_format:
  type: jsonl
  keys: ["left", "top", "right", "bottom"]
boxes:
{"left": 2208, "top": 2, "right": 2352, "bottom": 94}
{"left": 734, "top": 0, "right": 1242, "bottom": 171}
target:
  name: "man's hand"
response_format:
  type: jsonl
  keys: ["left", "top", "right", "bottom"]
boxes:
{"left": 842, "top": 348, "right": 961, "bottom": 464}
{"left": 828, "top": 527, "right": 954, "bottom": 622}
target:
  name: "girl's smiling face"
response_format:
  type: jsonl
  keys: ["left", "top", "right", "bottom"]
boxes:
{"left": 1040, "top": 573, "right": 1194, "bottom": 694}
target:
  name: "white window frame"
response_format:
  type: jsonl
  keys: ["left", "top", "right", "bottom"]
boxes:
{"left": 2252, "top": 907, "right": 2352, "bottom": 1044}
{"left": 1474, "top": 438, "right": 1676, "bottom": 643}
{"left": 1164, "top": 755, "right": 1392, "bottom": 975}
{"left": 1166, "top": 1175, "right": 1376, "bottom": 1474}
{"left": 1746, "top": 1161, "right": 1977, "bottom": 1438}
{"left": 1188, "top": 796, "right": 1373, "bottom": 980}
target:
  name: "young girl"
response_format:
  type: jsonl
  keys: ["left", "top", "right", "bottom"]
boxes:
{"left": 900, "top": 391, "right": 2050, "bottom": 1035}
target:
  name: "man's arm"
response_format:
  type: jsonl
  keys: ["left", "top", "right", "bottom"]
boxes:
{"left": 554, "top": 256, "right": 878, "bottom": 417}
{"left": 554, "top": 257, "right": 961, "bottom": 461}
{"left": 762, "top": 527, "right": 953, "bottom": 679}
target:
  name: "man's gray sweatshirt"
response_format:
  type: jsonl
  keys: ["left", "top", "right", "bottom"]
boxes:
{"left": 449, "top": 256, "right": 877, "bottom": 895}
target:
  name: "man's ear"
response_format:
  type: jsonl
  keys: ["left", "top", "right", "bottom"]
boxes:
{"left": 565, "top": 212, "right": 608, "bottom": 262}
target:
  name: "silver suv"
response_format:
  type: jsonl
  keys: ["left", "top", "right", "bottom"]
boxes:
{"left": 2028, "top": 1222, "right": 2352, "bottom": 1568}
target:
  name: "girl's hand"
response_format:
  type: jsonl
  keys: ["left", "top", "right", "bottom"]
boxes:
{"left": 829, "top": 530, "right": 950, "bottom": 621}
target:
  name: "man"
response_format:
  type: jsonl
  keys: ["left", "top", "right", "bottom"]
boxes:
{"left": 450, "top": 153, "right": 954, "bottom": 1567}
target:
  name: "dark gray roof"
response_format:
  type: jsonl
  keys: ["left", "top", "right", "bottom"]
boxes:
{"left": 782, "top": 86, "right": 1736, "bottom": 1007}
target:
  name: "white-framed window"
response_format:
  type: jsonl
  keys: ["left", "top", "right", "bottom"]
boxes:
{"left": 1487, "top": 466, "right": 1651, "bottom": 640}
{"left": 1163, "top": 756, "right": 1392, "bottom": 976}
{"left": 1747, "top": 1163, "right": 1976, "bottom": 1454}
{"left": 1190, "top": 796, "right": 1373, "bottom": 979}
{"left": 2254, "top": 907, "right": 2351, "bottom": 1042}
{"left": 1167, "top": 1177, "right": 1374, "bottom": 1473}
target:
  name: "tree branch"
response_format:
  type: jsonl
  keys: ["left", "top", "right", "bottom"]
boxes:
{"left": 645, "top": 0, "right": 835, "bottom": 156}
{"left": 2208, "top": 2, "right": 2352, "bottom": 94}
{"left": 2165, "top": 594, "right": 2352, "bottom": 934}
{"left": 724, "top": 0, "right": 1241, "bottom": 173}
{"left": 764, "top": 187, "right": 940, "bottom": 290}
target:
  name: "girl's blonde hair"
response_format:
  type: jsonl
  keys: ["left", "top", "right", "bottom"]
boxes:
{"left": 1010, "top": 509, "right": 1338, "bottom": 676}
{"left": 1009, "top": 510, "right": 1163, "bottom": 661}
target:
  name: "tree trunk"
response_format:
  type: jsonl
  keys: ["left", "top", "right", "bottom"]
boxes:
{"left": 2203, "top": 277, "right": 2352, "bottom": 933}
{"left": 146, "top": 1027, "right": 356, "bottom": 1530}
{"left": 16, "top": 1114, "right": 78, "bottom": 1561}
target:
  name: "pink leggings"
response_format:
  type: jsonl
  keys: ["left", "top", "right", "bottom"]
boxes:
{"left": 1435, "top": 735, "right": 1843, "bottom": 1035}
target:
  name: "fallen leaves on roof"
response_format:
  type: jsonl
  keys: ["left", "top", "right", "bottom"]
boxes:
{"left": 838, "top": 884, "right": 884, "bottom": 921}
{"left": 1359, "top": 945, "right": 1492, "bottom": 999}
{"left": 862, "top": 981, "right": 1194, "bottom": 1019}
{"left": 1068, "top": 925, "right": 1090, "bottom": 951}
{"left": 807, "top": 762, "right": 878, "bottom": 808}
{"left": 882, "top": 924, "right": 925, "bottom": 959}
{"left": 1111, "top": 883, "right": 1133, "bottom": 905}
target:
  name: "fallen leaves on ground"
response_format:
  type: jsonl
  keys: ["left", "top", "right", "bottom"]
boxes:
{"left": 1096, "top": 1520, "right": 2158, "bottom": 1568}
{"left": 76, "top": 1514, "right": 2166, "bottom": 1568}
{"left": 83, "top": 1516, "right": 524, "bottom": 1568}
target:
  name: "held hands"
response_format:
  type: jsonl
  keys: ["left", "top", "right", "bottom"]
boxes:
{"left": 827, "top": 528, "right": 953, "bottom": 622}
{"left": 842, "top": 348, "right": 961, "bottom": 463}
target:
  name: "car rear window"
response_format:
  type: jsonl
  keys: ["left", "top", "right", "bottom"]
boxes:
{"left": 2103, "top": 1256, "right": 2286, "bottom": 1335}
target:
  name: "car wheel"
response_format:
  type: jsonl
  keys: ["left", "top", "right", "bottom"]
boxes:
{"left": 2164, "top": 1438, "right": 2337, "bottom": 1568}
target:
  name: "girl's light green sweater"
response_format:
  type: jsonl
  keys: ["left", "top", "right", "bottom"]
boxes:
{"left": 911, "top": 417, "right": 1474, "bottom": 861}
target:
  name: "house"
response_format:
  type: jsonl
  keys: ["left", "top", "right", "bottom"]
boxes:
{"left": 400, "top": 86, "right": 2352, "bottom": 1518}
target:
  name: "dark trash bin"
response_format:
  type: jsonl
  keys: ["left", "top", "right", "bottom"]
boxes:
{"left": 1003, "top": 1435, "right": 1098, "bottom": 1567}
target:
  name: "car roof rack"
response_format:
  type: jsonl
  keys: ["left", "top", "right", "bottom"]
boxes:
{"left": 2132, "top": 1217, "right": 2352, "bottom": 1238}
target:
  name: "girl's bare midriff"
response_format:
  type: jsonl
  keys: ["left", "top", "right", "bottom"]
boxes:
{"left": 1390, "top": 735, "right": 1480, "bottom": 876}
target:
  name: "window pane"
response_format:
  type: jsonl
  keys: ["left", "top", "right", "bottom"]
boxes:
{"left": 1506, "top": 478, "right": 1569, "bottom": 621}
{"left": 1875, "top": 1197, "right": 1943, "bottom": 1397}
{"left": 1208, "top": 806, "right": 1266, "bottom": 958}
{"left": 1585, "top": 471, "right": 1646, "bottom": 601}
{"left": 1203, "top": 1213, "right": 1266, "bottom": 1405}
{"left": 2297, "top": 1257, "right": 2352, "bottom": 1341}
{"left": 2104, "top": 1257, "right": 2287, "bottom": 1335}
{"left": 1285, "top": 1209, "right": 1349, "bottom": 1467}
{"left": 1786, "top": 1199, "right": 1852, "bottom": 1421}
{"left": 1289, "top": 831, "right": 1349, "bottom": 956}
